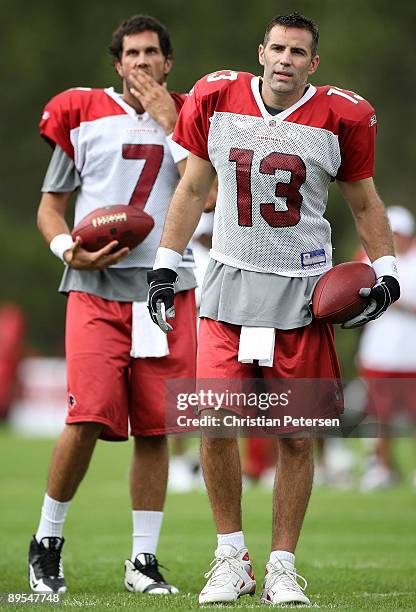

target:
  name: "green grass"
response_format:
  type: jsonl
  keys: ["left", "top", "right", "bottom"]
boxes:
{"left": 1, "top": 427, "right": 415, "bottom": 610}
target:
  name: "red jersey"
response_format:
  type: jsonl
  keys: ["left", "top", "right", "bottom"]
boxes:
{"left": 173, "top": 70, "right": 377, "bottom": 277}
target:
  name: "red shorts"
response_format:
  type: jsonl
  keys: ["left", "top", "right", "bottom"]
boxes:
{"left": 65, "top": 290, "right": 196, "bottom": 441}
{"left": 360, "top": 368, "right": 416, "bottom": 423}
{"left": 196, "top": 318, "right": 343, "bottom": 433}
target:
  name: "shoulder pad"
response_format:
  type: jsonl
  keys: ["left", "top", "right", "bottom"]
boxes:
{"left": 190, "top": 70, "right": 252, "bottom": 98}
{"left": 319, "top": 85, "right": 375, "bottom": 123}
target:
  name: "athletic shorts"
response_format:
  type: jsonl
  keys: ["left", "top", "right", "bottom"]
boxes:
{"left": 360, "top": 368, "right": 416, "bottom": 423}
{"left": 196, "top": 318, "right": 343, "bottom": 434}
{"left": 65, "top": 290, "right": 196, "bottom": 441}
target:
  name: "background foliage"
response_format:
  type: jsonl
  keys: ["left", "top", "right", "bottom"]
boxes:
{"left": 2, "top": 0, "right": 415, "bottom": 368}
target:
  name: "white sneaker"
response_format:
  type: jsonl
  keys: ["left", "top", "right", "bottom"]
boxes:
{"left": 124, "top": 553, "right": 178, "bottom": 594}
{"left": 199, "top": 544, "right": 256, "bottom": 604}
{"left": 359, "top": 464, "right": 399, "bottom": 492}
{"left": 260, "top": 558, "right": 310, "bottom": 605}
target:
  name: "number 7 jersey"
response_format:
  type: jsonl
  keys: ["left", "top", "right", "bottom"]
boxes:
{"left": 173, "top": 71, "right": 377, "bottom": 277}
{"left": 40, "top": 87, "right": 192, "bottom": 268}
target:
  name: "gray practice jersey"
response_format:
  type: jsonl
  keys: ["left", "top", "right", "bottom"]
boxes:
{"left": 42, "top": 146, "right": 196, "bottom": 301}
{"left": 200, "top": 259, "right": 322, "bottom": 329}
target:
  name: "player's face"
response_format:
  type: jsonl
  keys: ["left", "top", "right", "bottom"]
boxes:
{"left": 116, "top": 30, "right": 172, "bottom": 88}
{"left": 259, "top": 25, "right": 319, "bottom": 106}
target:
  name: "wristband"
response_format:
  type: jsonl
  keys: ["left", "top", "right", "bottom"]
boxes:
{"left": 166, "top": 133, "right": 189, "bottom": 164}
{"left": 153, "top": 247, "right": 182, "bottom": 272}
{"left": 50, "top": 234, "right": 74, "bottom": 262}
{"left": 372, "top": 255, "right": 399, "bottom": 280}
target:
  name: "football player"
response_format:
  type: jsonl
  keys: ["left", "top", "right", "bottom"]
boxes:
{"left": 358, "top": 206, "right": 416, "bottom": 490}
{"left": 29, "top": 15, "right": 196, "bottom": 595}
{"left": 148, "top": 12, "right": 400, "bottom": 605}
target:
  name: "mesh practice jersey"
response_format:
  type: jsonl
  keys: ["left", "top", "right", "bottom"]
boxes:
{"left": 174, "top": 71, "right": 377, "bottom": 277}
{"left": 40, "top": 87, "right": 193, "bottom": 268}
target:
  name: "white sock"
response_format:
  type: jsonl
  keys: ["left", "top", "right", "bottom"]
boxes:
{"left": 131, "top": 511, "right": 163, "bottom": 560}
{"left": 35, "top": 493, "right": 70, "bottom": 542}
{"left": 270, "top": 550, "right": 295, "bottom": 568}
{"left": 217, "top": 531, "right": 245, "bottom": 551}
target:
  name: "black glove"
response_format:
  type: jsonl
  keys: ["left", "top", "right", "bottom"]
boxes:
{"left": 147, "top": 268, "right": 178, "bottom": 333}
{"left": 342, "top": 275, "right": 400, "bottom": 329}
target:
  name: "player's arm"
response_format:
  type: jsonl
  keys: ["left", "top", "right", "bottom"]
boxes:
{"left": 204, "top": 177, "right": 218, "bottom": 212}
{"left": 338, "top": 177, "right": 393, "bottom": 260}
{"left": 147, "top": 153, "right": 216, "bottom": 332}
{"left": 176, "top": 161, "right": 218, "bottom": 214}
{"left": 337, "top": 177, "right": 400, "bottom": 328}
{"left": 37, "top": 191, "right": 72, "bottom": 241}
{"left": 161, "top": 153, "right": 216, "bottom": 253}
{"left": 176, "top": 159, "right": 186, "bottom": 177}
{"left": 37, "top": 192, "right": 129, "bottom": 270}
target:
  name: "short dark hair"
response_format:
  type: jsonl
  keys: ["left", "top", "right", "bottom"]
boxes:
{"left": 263, "top": 12, "right": 319, "bottom": 56}
{"left": 109, "top": 14, "right": 173, "bottom": 63}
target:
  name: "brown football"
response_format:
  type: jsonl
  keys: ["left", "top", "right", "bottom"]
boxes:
{"left": 312, "top": 262, "right": 376, "bottom": 324}
{"left": 72, "top": 205, "right": 154, "bottom": 252}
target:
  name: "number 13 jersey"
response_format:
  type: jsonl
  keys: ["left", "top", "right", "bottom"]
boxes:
{"left": 173, "top": 70, "right": 377, "bottom": 277}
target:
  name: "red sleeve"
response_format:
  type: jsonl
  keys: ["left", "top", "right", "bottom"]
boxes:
{"left": 173, "top": 70, "right": 251, "bottom": 161}
{"left": 40, "top": 89, "right": 127, "bottom": 160}
{"left": 336, "top": 109, "right": 377, "bottom": 182}
{"left": 172, "top": 79, "right": 216, "bottom": 161}
{"left": 170, "top": 92, "right": 187, "bottom": 114}
{"left": 39, "top": 90, "right": 83, "bottom": 160}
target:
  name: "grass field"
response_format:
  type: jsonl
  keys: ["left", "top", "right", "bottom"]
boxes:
{"left": 1, "top": 427, "right": 415, "bottom": 611}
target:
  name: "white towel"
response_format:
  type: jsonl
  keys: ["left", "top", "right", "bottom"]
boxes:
{"left": 238, "top": 326, "right": 276, "bottom": 367}
{"left": 130, "top": 302, "right": 169, "bottom": 358}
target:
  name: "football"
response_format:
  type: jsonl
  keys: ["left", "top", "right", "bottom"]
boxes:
{"left": 71, "top": 205, "right": 154, "bottom": 252}
{"left": 312, "top": 261, "right": 376, "bottom": 324}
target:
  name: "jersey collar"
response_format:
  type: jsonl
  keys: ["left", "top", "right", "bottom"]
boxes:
{"left": 250, "top": 77, "right": 316, "bottom": 122}
{"left": 104, "top": 87, "right": 149, "bottom": 120}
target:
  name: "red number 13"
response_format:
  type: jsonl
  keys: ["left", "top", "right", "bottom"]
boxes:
{"left": 229, "top": 148, "right": 306, "bottom": 227}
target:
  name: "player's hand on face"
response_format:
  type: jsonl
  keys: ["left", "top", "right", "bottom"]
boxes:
{"left": 63, "top": 237, "right": 130, "bottom": 270}
{"left": 342, "top": 275, "right": 400, "bottom": 329}
{"left": 129, "top": 69, "right": 177, "bottom": 133}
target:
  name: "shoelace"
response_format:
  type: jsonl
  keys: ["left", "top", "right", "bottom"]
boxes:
{"left": 204, "top": 553, "right": 245, "bottom": 586}
{"left": 266, "top": 559, "right": 307, "bottom": 593}
{"left": 135, "top": 555, "right": 167, "bottom": 583}
{"left": 39, "top": 544, "right": 62, "bottom": 578}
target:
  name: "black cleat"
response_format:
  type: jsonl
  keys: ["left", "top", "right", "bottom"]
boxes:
{"left": 28, "top": 535, "right": 67, "bottom": 593}
{"left": 124, "top": 553, "right": 178, "bottom": 594}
